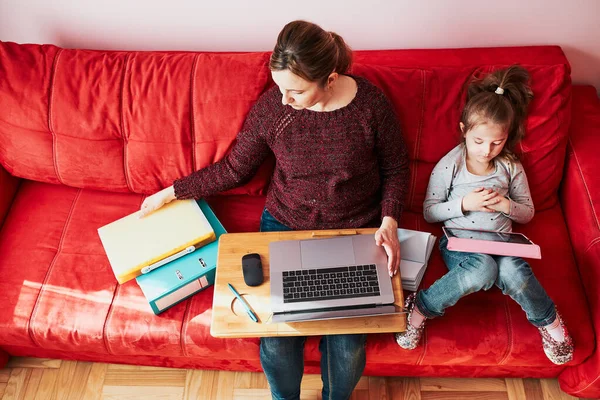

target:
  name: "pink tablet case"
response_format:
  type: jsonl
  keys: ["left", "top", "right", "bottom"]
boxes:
{"left": 444, "top": 228, "right": 542, "bottom": 259}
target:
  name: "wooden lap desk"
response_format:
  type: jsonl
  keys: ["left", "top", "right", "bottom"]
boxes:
{"left": 210, "top": 228, "right": 406, "bottom": 338}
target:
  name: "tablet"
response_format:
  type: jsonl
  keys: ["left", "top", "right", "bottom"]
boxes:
{"left": 443, "top": 227, "right": 541, "bottom": 259}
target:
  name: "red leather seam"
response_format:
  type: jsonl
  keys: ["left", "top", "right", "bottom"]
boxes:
{"left": 409, "top": 70, "right": 427, "bottom": 212}
{"left": 568, "top": 137, "right": 600, "bottom": 232}
{"left": 498, "top": 297, "right": 513, "bottom": 366}
{"left": 119, "top": 53, "right": 134, "bottom": 192}
{"left": 568, "top": 372, "right": 600, "bottom": 395}
{"left": 102, "top": 195, "right": 144, "bottom": 355}
{"left": 585, "top": 237, "right": 600, "bottom": 254}
{"left": 27, "top": 188, "right": 81, "bottom": 348}
{"left": 180, "top": 300, "right": 192, "bottom": 357}
{"left": 189, "top": 54, "right": 199, "bottom": 172}
{"left": 48, "top": 48, "right": 64, "bottom": 185}
{"left": 102, "top": 283, "right": 120, "bottom": 355}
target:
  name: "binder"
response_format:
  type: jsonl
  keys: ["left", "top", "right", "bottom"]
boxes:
{"left": 136, "top": 200, "right": 226, "bottom": 314}
{"left": 98, "top": 199, "right": 215, "bottom": 284}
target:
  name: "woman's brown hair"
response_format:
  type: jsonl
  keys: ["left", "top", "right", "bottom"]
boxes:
{"left": 269, "top": 20, "right": 352, "bottom": 88}
{"left": 460, "top": 65, "right": 534, "bottom": 161}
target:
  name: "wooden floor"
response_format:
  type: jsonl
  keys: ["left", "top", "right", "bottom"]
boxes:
{"left": 0, "top": 357, "right": 591, "bottom": 400}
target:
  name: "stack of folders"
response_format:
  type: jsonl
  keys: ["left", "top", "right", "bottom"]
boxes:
{"left": 98, "top": 199, "right": 225, "bottom": 314}
{"left": 98, "top": 199, "right": 216, "bottom": 284}
{"left": 397, "top": 229, "right": 437, "bottom": 292}
{"left": 136, "top": 200, "right": 226, "bottom": 314}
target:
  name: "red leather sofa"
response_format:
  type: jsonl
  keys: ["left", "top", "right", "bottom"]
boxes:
{"left": 0, "top": 42, "right": 599, "bottom": 397}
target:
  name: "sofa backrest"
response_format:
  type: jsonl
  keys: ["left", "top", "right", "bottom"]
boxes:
{"left": 0, "top": 43, "right": 570, "bottom": 212}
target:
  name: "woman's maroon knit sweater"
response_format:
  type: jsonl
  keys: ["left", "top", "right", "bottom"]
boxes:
{"left": 174, "top": 77, "right": 409, "bottom": 230}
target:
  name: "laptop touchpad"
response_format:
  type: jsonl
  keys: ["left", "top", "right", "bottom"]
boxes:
{"left": 301, "top": 237, "right": 355, "bottom": 268}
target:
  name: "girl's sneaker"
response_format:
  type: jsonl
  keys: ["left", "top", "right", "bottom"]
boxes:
{"left": 395, "top": 293, "right": 426, "bottom": 350}
{"left": 538, "top": 311, "right": 574, "bottom": 365}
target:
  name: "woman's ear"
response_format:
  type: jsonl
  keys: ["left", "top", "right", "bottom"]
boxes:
{"left": 327, "top": 72, "right": 339, "bottom": 90}
{"left": 459, "top": 122, "right": 465, "bottom": 134}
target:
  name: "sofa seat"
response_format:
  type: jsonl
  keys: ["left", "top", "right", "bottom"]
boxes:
{"left": 0, "top": 181, "right": 264, "bottom": 359}
{"left": 0, "top": 179, "right": 593, "bottom": 376}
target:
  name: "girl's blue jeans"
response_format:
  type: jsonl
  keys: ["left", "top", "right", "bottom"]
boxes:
{"left": 415, "top": 236, "right": 556, "bottom": 327}
{"left": 258, "top": 208, "right": 366, "bottom": 400}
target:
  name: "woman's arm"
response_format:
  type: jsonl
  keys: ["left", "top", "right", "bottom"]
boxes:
{"left": 373, "top": 93, "right": 410, "bottom": 223}
{"left": 371, "top": 92, "right": 408, "bottom": 276}
{"left": 173, "top": 92, "right": 275, "bottom": 200}
{"left": 139, "top": 89, "right": 277, "bottom": 217}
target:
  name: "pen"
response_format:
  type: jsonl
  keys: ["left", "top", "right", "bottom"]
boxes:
{"left": 228, "top": 283, "right": 259, "bottom": 323}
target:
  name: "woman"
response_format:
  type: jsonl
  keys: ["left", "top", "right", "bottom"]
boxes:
{"left": 140, "top": 20, "right": 409, "bottom": 400}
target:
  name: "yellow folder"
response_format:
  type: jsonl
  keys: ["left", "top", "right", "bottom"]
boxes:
{"left": 98, "top": 199, "right": 216, "bottom": 284}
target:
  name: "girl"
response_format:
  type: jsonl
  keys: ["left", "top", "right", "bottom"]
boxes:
{"left": 395, "top": 65, "right": 573, "bottom": 365}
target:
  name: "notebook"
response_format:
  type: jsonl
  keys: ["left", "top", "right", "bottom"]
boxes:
{"left": 398, "top": 229, "right": 437, "bottom": 292}
{"left": 98, "top": 199, "right": 216, "bottom": 284}
{"left": 136, "top": 199, "right": 226, "bottom": 314}
{"left": 269, "top": 235, "right": 403, "bottom": 323}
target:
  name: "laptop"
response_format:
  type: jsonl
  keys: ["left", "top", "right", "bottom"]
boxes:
{"left": 269, "top": 234, "right": 403, "bottom": 323}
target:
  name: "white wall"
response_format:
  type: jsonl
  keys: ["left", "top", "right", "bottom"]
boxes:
{"left": 1, "top": 0, "right": 598, "bottom": 90}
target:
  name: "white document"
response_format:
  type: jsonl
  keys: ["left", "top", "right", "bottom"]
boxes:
{"left": 397, "top": 228, "right": 436, "bottom": 291}
{"left": 399, "top": 260, "right": 425, "bottom": 281}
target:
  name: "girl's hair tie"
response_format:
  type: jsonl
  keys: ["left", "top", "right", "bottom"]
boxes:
{"left": 495, "top": 86, "right": 505, "bottom": 95}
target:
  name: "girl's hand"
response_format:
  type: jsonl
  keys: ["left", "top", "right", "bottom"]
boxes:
{"left": 139, "top": 185, "right": 176, "bottom": 218}
{"left": 483, "top": 194, "right": 510, "bottom": 214}
{"left": 375, "top": 216, "right": 401, "bottom": 277}
{"left": 461, "top": 187, "right": 500, "bottom": 213}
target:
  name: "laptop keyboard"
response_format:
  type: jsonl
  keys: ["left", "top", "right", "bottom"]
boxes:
{"left": 282, "top": 264, "right": 381, "bottom": 303}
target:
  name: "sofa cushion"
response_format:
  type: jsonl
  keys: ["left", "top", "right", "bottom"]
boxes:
{"left": 1, "top": 44, "right": 571, "bottom": 210}
{"left": 392, "top": 207, "right": 594, "bottom": 367}
{"left": 300, "top": 209, "right": 593, "bottom": 371}
{"left": 0, "top": 43, "right": 61, "bottom": 186}
{"left": 0, "top": 180, "right": 265, "bottom": 355}
{"left": 0, "top": 182, "right": 117, "bottom": 351}
{"left": 178, "top": 212, "right": 594, "bottom": 370}
{"left": 0, "top": 181, "right": 592, "bottom": 370}
{"left": 0, "top": 42, "right": 273, "bottom": 195}
{"left": 353, "top": 60, "right": 570, "bottom": 213}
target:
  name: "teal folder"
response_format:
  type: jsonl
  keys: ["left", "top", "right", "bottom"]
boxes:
{"left": 136, "top": 200, "right": 226, "bottom": 315}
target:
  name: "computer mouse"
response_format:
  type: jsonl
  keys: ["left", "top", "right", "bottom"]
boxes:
{"left": 242, "top": 253, "right": 264, "bottom": 287}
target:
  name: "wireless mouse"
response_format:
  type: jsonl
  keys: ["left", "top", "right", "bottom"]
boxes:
{"left": 242, "top": 253, "right": 264, "bottom": 286}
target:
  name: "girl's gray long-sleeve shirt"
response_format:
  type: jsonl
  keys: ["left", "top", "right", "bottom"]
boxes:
{"left": 423, "top": 144, "right": 534, "bottom": 232}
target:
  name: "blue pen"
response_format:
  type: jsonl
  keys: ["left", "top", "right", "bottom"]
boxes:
{"left": 228, "top": 283, "right": 259, "bottom": 323}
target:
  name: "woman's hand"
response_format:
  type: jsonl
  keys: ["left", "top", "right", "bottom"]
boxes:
{"left": 139, "top": 185, "right": 176, "bottom": 218}
{"left": 461, "top": 187, "right": 500, "bottom": 213}
{"left": 375, "top": 216, "right": 401, "bottom": 277}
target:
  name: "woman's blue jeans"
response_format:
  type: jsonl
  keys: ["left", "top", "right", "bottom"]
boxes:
{"left": 258, "top": 209, "right": 367, "bottom": 400}
{"left": 415, "top": 235, "right": 556, "bottom": 327}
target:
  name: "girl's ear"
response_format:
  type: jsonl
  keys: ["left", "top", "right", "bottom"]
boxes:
{"left": 459, "top": 122, "right": 466, "bottom": 134}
